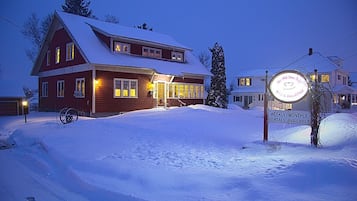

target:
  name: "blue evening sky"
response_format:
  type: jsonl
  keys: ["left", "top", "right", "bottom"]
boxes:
{"left": 0, "top": 0, "right": 356, "bottom": 89}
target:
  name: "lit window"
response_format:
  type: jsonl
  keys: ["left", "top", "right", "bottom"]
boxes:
{"left": 114, "top": 78, "right": 138, "bottom": 98}
{"left": 41, "top": 82, "right": 48, "bottom": 97}
{"left": 114, "top": 42, "right": 130, "bottom": 54}
{"left": 238, "top": 77, "right": 251, "bottom": 86}
{"left": 310, "top": 74, "right": 317, "bottom": 82}
{"left": 57, "top": 80, "right": 65, "bottom": 97}
{"left": 142, "top": 47, "right": 161, "bottom": 58}
{"left": 55, "top": 47, "right": 60, "bottom": 64}
{"left": 74, "top": 78, "right": 85, "bottom": 98}
{"left": 46, "top": 50, "right": 50, "bottom": 66}
{"left": 66, "top": 43, "right": 75, "bottom": 61}
{"left": 321, "top": 74, "right": 329, "bottom": 83}
{"left": 172, "top": 51, "right": 183, "bottom": 62}
{"left": 167, "top": 83, "right": 204, "bottom": 99}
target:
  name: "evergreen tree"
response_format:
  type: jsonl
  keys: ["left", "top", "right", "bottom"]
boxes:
{"left": 206, "top": 42, "right": 228, "bottom": 108}
{"left": 137, "top": 23, "right": 153, "bottom": 31}
{"left": 62, "top": 0, "right": 93, "bottom": 17}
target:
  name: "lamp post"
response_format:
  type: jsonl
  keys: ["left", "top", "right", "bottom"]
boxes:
{"left": 263, "top": 70, "right": 268, "bottom": 142}
{"left": 22, "top": 100, "right": 29, "bottom": 123}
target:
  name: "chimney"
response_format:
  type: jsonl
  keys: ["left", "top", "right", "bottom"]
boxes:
{"left": 308, "top": 48, "right": 313, "bottom": 56}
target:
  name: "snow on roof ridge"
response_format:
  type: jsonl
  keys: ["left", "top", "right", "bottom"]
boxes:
{"left": 56, "top": 11, "right": 190, "bottom": 50}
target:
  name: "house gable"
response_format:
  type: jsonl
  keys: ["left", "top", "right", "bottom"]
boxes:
{"left": 31, "top": 12, "right": 89, "bottom": 76}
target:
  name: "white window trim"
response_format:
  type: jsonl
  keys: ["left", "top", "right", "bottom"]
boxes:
{"left": 113, "top": 78, "right": 138, "bottom": 98}
{"left": 57, "top": 80, "right": 65, "bottom": 98}
{"left": 46, "top": 50, "right": 50, "bottom": 66}
{"left": 113, "top": 42, "right": 131, "bottom": 54}
{"left": 142, "top": 46, "right": 162, "bottom": 58}
{"left": 41, "top": 82, "right": 48, "bottom": 97}
{"left": 166, "top": 82, "right": 204, "bottom": 99}
{"left": 74, "top": 78, "right": 85, "bottom": 98}
{"left": 66, "top": 42, "right": 74, "bottom": 61}
{"left": 55, "top": 47, "right": 60, "bottom": 64}
{"left": 171, "top": 51, "right": 183, "bottom": 62}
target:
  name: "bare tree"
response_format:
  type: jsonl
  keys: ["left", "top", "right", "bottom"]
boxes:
{"left": 22, "top": 13, "right": 52, "bottom": 63}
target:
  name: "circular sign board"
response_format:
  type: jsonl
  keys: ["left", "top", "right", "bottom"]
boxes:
{"left": 269, "top": 70, "right": 309, "bottom": 103}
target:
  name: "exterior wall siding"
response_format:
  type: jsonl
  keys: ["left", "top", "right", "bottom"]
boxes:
{"left": 0, "top": 98, "right": 24, "bottom": 116}
{"left": 95, "top": 70, "right": 155, "bottom": 113}
{"left": 40, "top": 28, "right": 86, "bottom": 72}
{"left": 39, "top": 71, "right": 92, "bottom": 113}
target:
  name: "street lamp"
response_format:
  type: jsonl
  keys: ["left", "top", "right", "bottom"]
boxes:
{"left": 22, "top": 100, "right": 29, "bottom": 123}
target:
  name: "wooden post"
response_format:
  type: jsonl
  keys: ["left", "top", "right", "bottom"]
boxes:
{"left": 263, "top": 70, "right": 268, "bottom": 142}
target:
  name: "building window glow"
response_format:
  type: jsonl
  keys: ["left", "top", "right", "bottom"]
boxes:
{"left": 114, "top": 78, "right": 138, "bottom": 98}
{"left": 114, "top": 42, "right": 130, "bottom": 54}
{"left": 66, "top": 43, "right": 75, "bottom": 61}
{"left": 238, "top": 77, "right": 251, "bottom": 86}
{"left": 55, "top": 47, "right": 60, "bottom": 64}
{"left": 165, "top": 83, "right": 204, "bottom": 99}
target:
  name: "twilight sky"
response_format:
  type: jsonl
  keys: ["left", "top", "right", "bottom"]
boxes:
{"left": 0, "top": 0, "right": 356, "bottom": 89}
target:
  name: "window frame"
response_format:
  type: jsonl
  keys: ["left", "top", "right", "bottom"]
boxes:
{"left": 57, "top": 80, "right": 65, "bottom": 98}
{"left": 113, "top": 41, "right": 131, "bottom": 54}
{"left": 41, "top": 82, "right": 48, "bottom": 97}
{"left": 66, "top": 42, "right": 75, "bottom": 61}
{"left": 142, "top": 46, "right": 162, "bottom": 58}
{"left": 74, "top": 78, "right": 85, "bottom": 98}
{"left": 55, "top": 47, "right": 60, "bottom": 64}
{"left": 113, "top": 78, "right": 138, "bottom": 98}
{"left": 171, "top": 51, "right": 184, "bottom": 62}
{"left": 167, "top": 83, "right": 204, "bottom": 99}
{"left": 238, "top": 77, "right": 252, "bottom": 86}
{"left": 46, "top": 50, "right": 51, "bottom": 66}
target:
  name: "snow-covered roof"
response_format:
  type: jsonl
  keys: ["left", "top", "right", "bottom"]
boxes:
{"left": 32, "top": 11, "right": 210, "bottom": 77}
{"left": 284, "top": 51, "right": 341, "bottom": 73}
{"left": 235, "top": 52, "right": 344, "bottom": 78}
{"left": 87, "top": 21, "right": 190, "bottom": 50}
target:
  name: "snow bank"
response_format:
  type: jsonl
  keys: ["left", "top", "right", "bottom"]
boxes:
{"left": 319, "top": 113, "right": 357, "bottom": 147}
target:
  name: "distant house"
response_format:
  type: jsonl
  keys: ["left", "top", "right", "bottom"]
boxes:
{"left": 31, "top": 11, "right": 210, "bottom": 116}
{"left": 231, "top": 49, "right": 357, "bottom": 112}
{"left": 0, "top": 80, "right": 26, "bottom": 116}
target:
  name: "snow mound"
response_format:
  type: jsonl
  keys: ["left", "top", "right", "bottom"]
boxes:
{"left": 319, "top": 113, "right": 357, "bottom": 147}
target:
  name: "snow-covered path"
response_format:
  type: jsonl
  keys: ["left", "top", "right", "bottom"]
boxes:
{"left": 1, "top": 105, "right": 357, "bottom": 201}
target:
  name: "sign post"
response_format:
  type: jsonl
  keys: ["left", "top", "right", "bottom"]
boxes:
{"left": 263, "top": 70, "right": 268, "bottom": 142}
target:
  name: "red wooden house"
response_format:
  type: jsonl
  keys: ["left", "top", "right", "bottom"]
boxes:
{"left": 31, "top": 11, "right": 210, "bottom": 116}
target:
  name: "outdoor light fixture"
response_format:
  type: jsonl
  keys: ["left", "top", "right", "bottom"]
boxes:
{"left": 22, "top": 100, "right": 29, "bottom": 123}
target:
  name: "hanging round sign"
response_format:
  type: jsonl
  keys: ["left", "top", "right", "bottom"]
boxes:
{"left": 269, "top": 70, "right": 309, "bottom": 103}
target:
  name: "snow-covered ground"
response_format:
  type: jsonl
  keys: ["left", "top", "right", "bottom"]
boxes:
{"left": 1, "top": 105, "right": 357, "bottom": 201}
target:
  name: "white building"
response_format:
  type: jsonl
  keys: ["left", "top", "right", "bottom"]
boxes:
{"left": 231, "top": 49, "right": 357, "bottom": 112}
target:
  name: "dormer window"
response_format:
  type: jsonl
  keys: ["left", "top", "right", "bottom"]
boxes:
{"left": 172, "top": 51, "right": 183, "bottom": 62}
{"left": 114, "top": 42, "right": 130, "bottom": 54}
{"left": 142, "top": 46, "right": 161, "bottom": 58}
{"left": 238, "top": 77, "right": 251, "bottom": 86}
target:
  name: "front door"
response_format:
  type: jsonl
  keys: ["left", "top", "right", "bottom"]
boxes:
{"left": 157, "top": 82, "right": 166, "bottom": 107}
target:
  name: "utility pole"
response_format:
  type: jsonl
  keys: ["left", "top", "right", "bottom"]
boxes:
{"left": 263, "top": 70, "right": 268, "bottom": 142}
{"left": 310, "top": 69, "right": 320, "bottom": 146}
